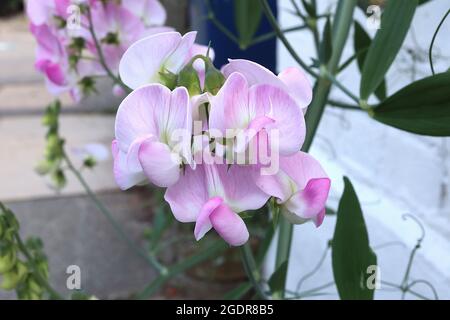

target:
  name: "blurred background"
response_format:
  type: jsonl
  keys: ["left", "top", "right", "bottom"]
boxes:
{"left": 0, "top": 0, "right": 449, "bottom": 299}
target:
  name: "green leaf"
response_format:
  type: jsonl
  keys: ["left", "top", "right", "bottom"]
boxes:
{"left": 372, "top": 72, "right": 450, "bottom": 136}
{"left": 332, "top": 177, "right": 377, "bottom": 300}
{"left": 268, "top": 260, "right": 288, "bottom": 295}
{"left": 354, "top": 21, "right": 387, "bottom": 101}
{"left": 301, "top": 0, "right": 316, "bottom": 17}
{"left": 234, "top": 0, "right": 263, "bottom": 48}
{"left": 319, "top": 17, "right": 332, "bottom": 64}
{"left": 360, "top": 0, "right": 418, "bottom": 100}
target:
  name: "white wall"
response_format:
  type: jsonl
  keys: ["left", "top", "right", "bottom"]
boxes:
{"left": 268, "top": 0, "right": 450, "bottom": 299}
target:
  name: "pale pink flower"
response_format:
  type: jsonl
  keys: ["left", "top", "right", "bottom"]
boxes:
{"left": 112, "top": 84, "right": 192, "bottom": 189}
{"left": 119, "top": 31, "right": 209, "bottom": 90}
{"left": 222, "top": 59, "right": 313, "bottom": 112}
{"left": 122, "top": 0, "right": 167, "bottom": 27}
{"left": 165, "top": 164, "right": 269, "bottom": 246}
{"left": 209, "top": 72, "right": 305, "bottom": 156}
{"left": 255, "top": 152, "right": 331, "bottom": 226}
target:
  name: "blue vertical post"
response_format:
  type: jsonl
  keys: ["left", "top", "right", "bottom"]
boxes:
{"left": 189, "top": 0, "right": 278, "bottom": 72}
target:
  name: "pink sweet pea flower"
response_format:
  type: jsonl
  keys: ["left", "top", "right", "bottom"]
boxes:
{"left": 122, "top": 0, "right": 167, "bottom": 27}
{"left": 89, "top": 2, "right": 146, "bottom": 73}
{"left": 165, "top": 164, "right": 270, "bottom": 246}
{"left": 26, "top": 0, "right": 55, "bottom": 26}
{"left": 31, "top": 23, "right": 74, "bottom": 96}
{"left": 209, "top": 72, "right": 305, "bottom": 156}
{"left": 119, "top": 31, "right": 205, "bottom": 89}
{"left": 222, "top": 59, "right": 313, "bottom": 112}
{"left": 255, "top": 152, "right": 331, "bottom": 227}
{"left": 112, "top": 84, "right": 192, "bottom": 190}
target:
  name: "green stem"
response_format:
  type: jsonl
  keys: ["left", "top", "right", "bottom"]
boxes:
{"left": 86, "top": 6, "right": 131, "bottom": 94}
{"left": 62, "top": 151, "right": 167, "bottom": 275}
{"left": 272, "top": 213, "right": 293, "bottom": 299}
{"left": 428, "top": 9, "right": 450, "bottom": 75}
{"left": 328, "top": 99, "right": 362, "bottom": 111}
{"left": 14, "top": 234, "right": 64, "bottom": 300}
{"left": 266, "top": 0, "right": 358, "bottom": 300}
{"left": 137, "top": 240, "right": 227, "bottom": 299}
{"left": 260, "top": 0, "right": 319, "bottom": 78}
{"left": 240, "top": 244, "right": 267, "bottom": 299}
{"left": 249, "top": 24, "right": 308, "bottom": 47}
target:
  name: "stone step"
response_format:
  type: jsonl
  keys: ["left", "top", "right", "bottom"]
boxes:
{"left": 0, "top": 114, "right": 118, "bottom": 202}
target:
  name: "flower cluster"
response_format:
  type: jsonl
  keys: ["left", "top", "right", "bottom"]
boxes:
{"left": 0, "top": 204, "right": 49, "bottom": 299}
{"left": 113, "top": 31, "right": 331, "bottom": 246}
{"left": 26, "top": 0, "right": 174, "bottom": 101}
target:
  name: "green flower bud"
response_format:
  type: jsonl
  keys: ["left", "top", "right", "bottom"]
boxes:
{"left": 1, "top": 261, "right": 27, "bottom": 290}
{"left": 69, "top": 37, "right": 85, "bottom": 53}
{"left": 51, "top": 169, "right": 67, "bottom": 189}
{"left": 203, "top": 57, "right": 225, "bottom": 95}
{"left": 53, "top": 16, "right": 66, "bottom": 29}
{"left": 27, "top": 278, "right": 43, "bottom": 295}
{"left": 37, "top": 260, "right": 49, "bottom": 279}
{"left": 102, "top": 32, "right": 120, "bottom": 45}
{"left": 0, "top": 249, "right": 16, "bottom": 274}
{"left": 78, "top": 77, "right": 97, "bottom": 96}
{"left": 83, "top": 156, "right": 97, "bottom": 169}
{"left": 177, "top": 63, "right": 202, "bottom": 96}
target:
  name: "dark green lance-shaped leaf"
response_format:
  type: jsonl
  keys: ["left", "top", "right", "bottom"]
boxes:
{"left": 319, "top": 17, "right": 332, "bottom": 64}
{"left": 332, "top": 177, "right": 377, "bottom": 300}
{"left": 301, "top": 0, "right": 316, "bottom": 17}
{"left": 354, "top": 21, "right": 386, "bottom": 101}
{"left": 360, "top": 0, "right": 418, "bottom": 100}
{"left": 234, "top": 0, "right": 263, "bottom": 48}
{"left": 268, "top": 260, "right": 288, "bottom": 295}
{"left": 372, "top": 72, "right": 450, "bottom": 136}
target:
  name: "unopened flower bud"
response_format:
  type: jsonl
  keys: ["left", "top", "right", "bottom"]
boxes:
{"left": 78, "top": 77, "right": 97, "bottom": 96}
{"left": 1, "top": 261, "right": 27, "bottom": 291}
{"left": 51, "top": 169, "right": 67, "bottom": 189}
{"left": 83, "top": 156, "right": 97, "bottom": 169}
{"left": 102, "top": 32, "right": 120, "bottom": 45}
{"left": 0, "top": 249, "right": 17, "bottom": 274}
{"left": 203, "top": 57, "right": 225, "bottom": 95}
{"left": 177, "top": 63, "right": 202, "bottom": 96}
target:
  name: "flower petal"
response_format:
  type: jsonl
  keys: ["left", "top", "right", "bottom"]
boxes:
{"left": 138, "top": 139, "right": 182, "bottom": 187}
{"left": 165, "top": 166, "right": 209, "bottom": 222}
{"left": 278, "top": 67, "right": 312, "bottom": 111}
{"left": 210, "top": 203, "right": 249, "bottom": 246}
{"left": 164, "top": 31, "right": 197, "bottom": 74}
{"left": 115, "top": 84, "right": 169, "bottom": 150}
{"left": 194, "top": 197, "right": 223, "bottom": 241}
{"left": 119, "top": 32, "right": 183, "bottom": 89}
{"left": 222, "top": 59, "right": 279, "bottom": 87}
{"left": 209, "top": 72, "right": 252, "bottom": 134}
{"left": 112, "top": 140, "right": 147, "bottom": 190}
{"left": 284, "top": 178, "right": 331, "bottom": 226}
{"left": 211, "top": 164, "right": 270, "bottom": 212}
{"left": 249, "top": 84, "right": 305, "bottom": 155}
